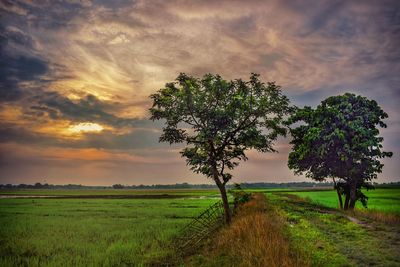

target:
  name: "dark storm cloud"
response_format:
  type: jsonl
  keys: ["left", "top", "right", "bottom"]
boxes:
{"left": 0, "top": 38, "right": 48, "bottom": 101}
{"left": 0, "top": 54, "right": 47, "bottom": 82}
{"left": 0, "top": 15, "right": 51, "bottom": 102}
{"left": 29, "top": 92, "right": 140, "bottom": 127}
{"left": 0, "top": 55, "right": 47, "bottom": 101}
{"left": 0, "top": 124, "right": 51, "bottom": 148}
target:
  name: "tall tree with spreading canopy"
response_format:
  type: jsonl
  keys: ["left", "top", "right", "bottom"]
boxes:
{"left": 288, "top": 93, "right": 392, "bottom": 210}
{"left": 150, "top": 73, "right": 291, "bottom": 223}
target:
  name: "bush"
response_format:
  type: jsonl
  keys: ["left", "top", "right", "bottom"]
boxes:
{"left": 229, "top": 183, "right": 252, "bottom": 212}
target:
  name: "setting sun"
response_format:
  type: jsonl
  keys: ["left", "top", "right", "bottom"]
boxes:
{"left": 68, "top": 122, "right": 104, "bottom": 134}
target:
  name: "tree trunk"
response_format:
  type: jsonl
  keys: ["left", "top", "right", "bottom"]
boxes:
{"left": 210, "top": 163, "right": 232, "bottom": 224}
{"left": 217, "top": 184, "right": 232, "bottom": 224}
{"left": 336, "top": 188, "right": 343, "bottom": 210}
{"left": 344, "top": 193, "right": 350, "bottom": 210}
{"left": 349, "top": 180, "right": 357, "bottom": 210}
{"left": 333, "top": 178, "right": 343, "bottom": 210}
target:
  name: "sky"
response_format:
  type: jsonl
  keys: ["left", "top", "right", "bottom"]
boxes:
{"left": 0, "top": 0, "right": 399, "bottom": 185}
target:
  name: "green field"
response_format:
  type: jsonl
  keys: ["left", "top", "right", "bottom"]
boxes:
{"left": 1, "top": 187, "right": 399, "bottom": 266}
{"left": 286, "top": 188, "right": 400, "bottom": 214}
{"left": 0, "top": 192, "right": 218, "bottom": 266}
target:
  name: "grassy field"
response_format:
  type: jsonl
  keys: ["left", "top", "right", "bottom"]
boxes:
{"left": 0, "top": 191, "right": 217, "bottom": 266}
{"left": 286, "top": 188, "right": 400, "bottom": 214}
{"left": 1, "top": 187, "right": 399, "bottom": 266}
{"left": 267, "top": 193, "right": 400, "bottom": 266}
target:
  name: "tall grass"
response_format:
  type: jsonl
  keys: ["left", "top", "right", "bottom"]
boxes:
{"left": 187, "top": 194, "right": 309, "bottom": 267}
{"left": 349, "top": 209, "right": 400, "bottom": 225}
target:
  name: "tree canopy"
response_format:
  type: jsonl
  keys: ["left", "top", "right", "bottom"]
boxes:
{"left": 288, "top": 93, "right": 392, "bottom": 209}
{"left": 150, "top": 73, "right": 292, "bottom": 222}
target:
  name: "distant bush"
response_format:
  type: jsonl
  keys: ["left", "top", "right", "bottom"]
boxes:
{"left": 229, "top": 183, "right": 252, "bottom": 212}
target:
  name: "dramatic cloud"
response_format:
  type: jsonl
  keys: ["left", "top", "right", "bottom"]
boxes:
{"left": 0, "top": 0, "right": 399, "bottom": 185}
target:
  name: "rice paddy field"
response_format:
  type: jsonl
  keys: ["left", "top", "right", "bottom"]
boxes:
{"left": 287, "top": 188, "right": 400, "bottom": 214}
{"left": 0, "top": 187, "right": 399, "bottom": 266}
{"left": 0, "top": 190, "right": 219, "bottom": 266}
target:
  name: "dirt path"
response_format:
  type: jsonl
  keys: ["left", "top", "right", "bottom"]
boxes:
{"left": 269, "top": 193, "right": 400, "bottom": 267}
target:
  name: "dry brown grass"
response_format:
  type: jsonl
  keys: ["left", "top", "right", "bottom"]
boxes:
{"left": 350, "top": 209, "right": 400, "bottom": 225}
{"left": 187, "top": 193, "right": 309, "bottom": 267}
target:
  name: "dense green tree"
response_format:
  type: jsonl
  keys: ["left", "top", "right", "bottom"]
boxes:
{"left": 288, "top": 93, "right": 392, "bottom": 210}
{"left": 150, "top": 73, "right": 291, "bottom": 223}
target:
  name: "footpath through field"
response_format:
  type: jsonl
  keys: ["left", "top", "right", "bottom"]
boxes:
{"left": 269, "top": 193, "right": 400, "bottom": 266}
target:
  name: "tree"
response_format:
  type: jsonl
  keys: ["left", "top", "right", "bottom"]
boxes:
{"left": 150, "top": 73, "right": 291, "bottom": 223}
{"left": 112, "top": 184, "right": 124, "bottom": 189}
{"left": 288, "top": 93, "right": 392, "bottom": 210}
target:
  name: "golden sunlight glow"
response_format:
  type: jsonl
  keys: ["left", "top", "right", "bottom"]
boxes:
{"left": 0, "top": 104, "right": 23, "bottom": 124}
{"left": 68, "top": 122, "right": 104, "bottom": 133}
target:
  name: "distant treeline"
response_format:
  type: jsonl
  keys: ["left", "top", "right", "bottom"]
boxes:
{"left": 1, "top": 181, "right": 399, "bottom": 190}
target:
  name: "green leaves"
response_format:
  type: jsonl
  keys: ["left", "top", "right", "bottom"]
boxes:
{"left": 288, "top": 92, "right": 392, "bottom": 187}
{"left": 150, "top": 73, "right": 292, "bottom": 185}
